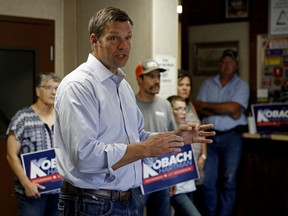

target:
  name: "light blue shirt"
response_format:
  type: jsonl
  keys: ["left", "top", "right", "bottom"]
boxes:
{"left": 196, "top": 74, "right": 249, "bottom": 131}
{"left": 54, "top": 54, "right": 151, "bottom": 191}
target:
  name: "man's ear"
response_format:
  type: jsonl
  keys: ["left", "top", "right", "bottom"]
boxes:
{"left": 136, "top": 76, "right": 143, "bottom": 85}
{"left": 90, "top": 33, "right": 98, "bottom": 47}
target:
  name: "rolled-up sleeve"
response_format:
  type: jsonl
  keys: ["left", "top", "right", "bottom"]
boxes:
{"left": 57, "top": 81, "right": 129, "bottom": 177}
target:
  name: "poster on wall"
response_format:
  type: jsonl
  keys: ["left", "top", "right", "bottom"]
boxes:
{"left": 269, "top": 0, "right": 288, "bottom": 36}
{"left": 191, "top": 41, "right": 239, "bottom": 76}
{"left": 154, "top": 55, "right": 177, "bottom": 99}
{"left": 225, "top": 0, "right": 249, "bottom": 19}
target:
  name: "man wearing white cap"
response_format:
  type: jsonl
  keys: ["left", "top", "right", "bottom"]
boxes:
{"left": 133, "top": 59, "right": 177, "bottom": 216}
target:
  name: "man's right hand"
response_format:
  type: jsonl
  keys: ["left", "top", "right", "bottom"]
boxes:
{"left": 143, "top": 132, "right": 184, "bottom": 157}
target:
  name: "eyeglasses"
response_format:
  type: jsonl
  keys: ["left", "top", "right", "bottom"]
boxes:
{"left": 173, "top": 107, "right": 187, "bottom": 113}
{"left": 40, "top": 85, "right": 58, "bottom": 91}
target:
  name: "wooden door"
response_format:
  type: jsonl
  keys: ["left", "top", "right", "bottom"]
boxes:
{"left": 0, "top": 15, "right": 54, "bottom": 216}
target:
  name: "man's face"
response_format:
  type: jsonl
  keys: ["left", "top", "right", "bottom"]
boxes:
{"left": 219, "top": 56, "right": 238, "bottom": 76}
{"left": 93, "top": 21, "right": 132, "bottom": 73}
{"left": 138, "top": 70, "right": 161, "bottom": 96}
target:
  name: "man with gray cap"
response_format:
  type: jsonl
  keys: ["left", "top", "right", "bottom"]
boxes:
{"left": 194, "top": 50, "right": 249, "bottom": 216}
{"left": 134, "top": 59, "right": 177, "bottom": 216}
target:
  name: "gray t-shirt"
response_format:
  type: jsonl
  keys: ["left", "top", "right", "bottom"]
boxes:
{"left": 136, "top": 96, "right": 177, "bottom": 132}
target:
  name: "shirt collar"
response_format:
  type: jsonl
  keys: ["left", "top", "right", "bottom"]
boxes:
{"left": 213, "top": 73, "right": 239, "bottom": 86}
{"left": 86, "top": 54, "right": 126, "bottom": 85}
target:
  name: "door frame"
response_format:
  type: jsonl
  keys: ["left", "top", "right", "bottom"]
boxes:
{"left": 0, "top": 15, "right": 55, "bottom": 216}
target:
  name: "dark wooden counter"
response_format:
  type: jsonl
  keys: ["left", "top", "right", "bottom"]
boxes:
{"left": 242, "top": 132, "right": 288, "bottom": 141}
{"left": 234, "top": 133, "right": 288, "bottom": 216}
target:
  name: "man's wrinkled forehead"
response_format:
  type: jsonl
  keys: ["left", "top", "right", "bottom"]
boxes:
{"left": 102, "top": 21, "right": 133, "bottom": 35}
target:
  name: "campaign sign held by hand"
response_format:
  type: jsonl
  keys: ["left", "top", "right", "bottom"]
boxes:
{"left": 21, "top": 149, "right": 62, "bottom": 194}
{"left": 141, "top": 144, "right": 199, "bottom": 195}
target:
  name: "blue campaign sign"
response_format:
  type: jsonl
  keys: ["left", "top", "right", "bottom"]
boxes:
{"left": 140, "top": 144, "right": 199, "bottom": 195}
{"left": 21, "top": 149, "right": 62, "bottom": 194}
{"left": 252, "top": 103, "right": 288, "bottom": 133}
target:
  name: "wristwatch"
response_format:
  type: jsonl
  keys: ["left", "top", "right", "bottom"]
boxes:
{"left": 201, "top": 154, "right": 207, "bottom": 160}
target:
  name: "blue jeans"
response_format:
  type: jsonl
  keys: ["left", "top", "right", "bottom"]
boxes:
{"left": 133, "top": 187, "right": 170, "bottom": 216}
{"left": 171, "top": 192, "right": 201, "bottom": 216}
{"left": 200, "top": 132, "right": 243, "bottom": 216}
{"left": 58, "top": 191, "right": 138, "bottom": 216}
{"left": 17, "top": 193, "right": 59, "bottom": 216}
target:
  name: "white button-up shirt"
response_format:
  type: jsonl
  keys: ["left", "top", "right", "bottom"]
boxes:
{"left": 54, "top": 54, "right": 151, "bottom": 191}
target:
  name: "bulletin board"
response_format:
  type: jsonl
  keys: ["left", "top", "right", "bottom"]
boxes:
{"left": 257, "top": 35, "right": 288, "bottom": 102}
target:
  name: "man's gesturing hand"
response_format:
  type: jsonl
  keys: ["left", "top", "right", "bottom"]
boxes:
{"left": 143, "top": 133, "right": 184, "bottom": 157}
{"left": 175, "top": 123, "right": 215, "bottom": 144}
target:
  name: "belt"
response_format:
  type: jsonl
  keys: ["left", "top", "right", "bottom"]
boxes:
{"left": 214, "top": 125, "right": 247, "bottom": 136}
{"left": 214, "top": 128, "right": 236, "bottom": 135}
{"left": 61, "top": 181, "right": 132, "bottom": 201}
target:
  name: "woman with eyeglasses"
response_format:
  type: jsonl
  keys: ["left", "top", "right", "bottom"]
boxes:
{"left": 6, "top": 72, "right": 61, "bottom": 216}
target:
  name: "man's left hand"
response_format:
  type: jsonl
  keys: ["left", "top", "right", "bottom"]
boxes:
{"left": 175, "top": 123, "right": 215, "bottom": 144}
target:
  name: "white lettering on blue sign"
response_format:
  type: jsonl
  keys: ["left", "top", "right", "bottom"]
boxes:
{"left": 30, "top": 157, "right": 57, "bottom": 179}
{"left": 257, "top": 109, "right": 288, "bottom": 122}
